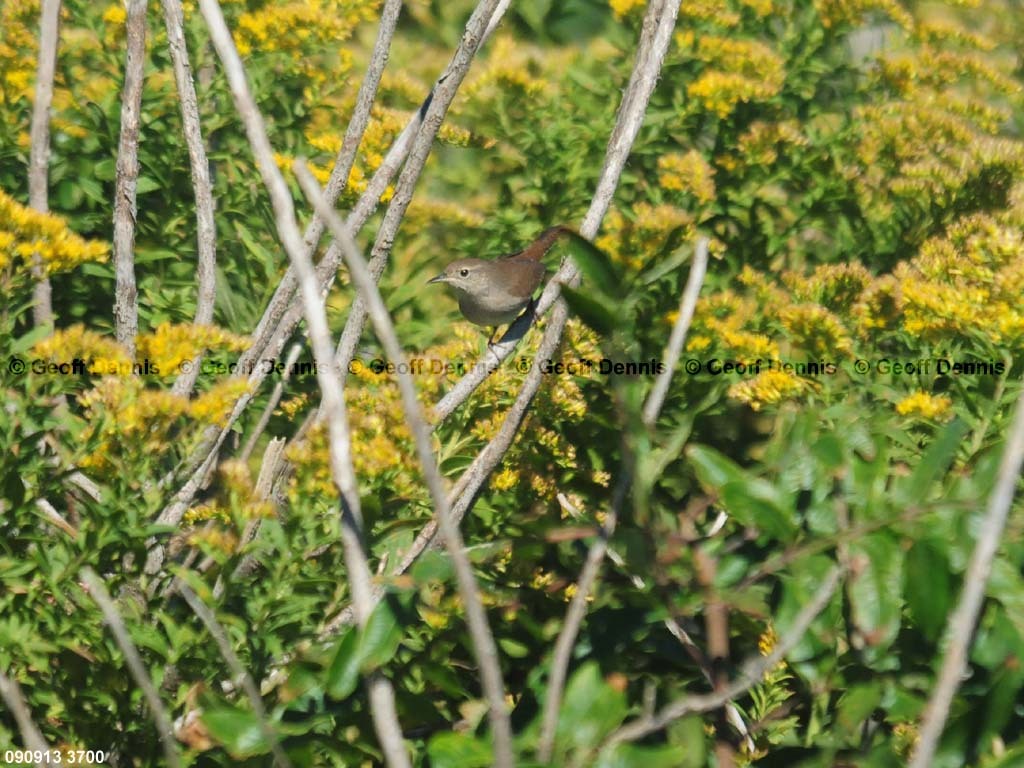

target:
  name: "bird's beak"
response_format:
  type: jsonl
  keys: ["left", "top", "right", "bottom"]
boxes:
{"left": 428, "top": 273, "right": 447, "bottom": 284}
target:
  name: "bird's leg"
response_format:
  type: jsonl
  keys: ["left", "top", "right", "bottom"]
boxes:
{"left": 526, "top": 295, "right": 539, "bottom": 322}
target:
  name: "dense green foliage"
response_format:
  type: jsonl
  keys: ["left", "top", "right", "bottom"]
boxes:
{"left": 2, "top": 0, "right": 1024, "bottom": 765}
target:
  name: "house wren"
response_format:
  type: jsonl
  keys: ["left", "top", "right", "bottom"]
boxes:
{"left": 428, "top": 225, "right": 571, "bottom": 341}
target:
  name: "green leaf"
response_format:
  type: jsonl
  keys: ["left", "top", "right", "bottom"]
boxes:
{"left": 201, "top": 704, "right": 271, "bottom": 758}
{"left": 427, "top": 732, "right": 492, "bottom": 768}
{"left": 904, "top": 540, "right": 951, "bottom": 641}
{"left": 555, "top": 662, "right": 627, "bottom": 754}
{"left": 596, "top": 742, "right": 688, "bottom": 768}
{"left": 835, "top": 682, "right": 882, "bottom": 741}
{"left": 562, "top": 286, "right": 617, "bottom": 337}
{"left": 848, "top": 532, "right": 902, "bottom": 659}
{"left": 895, "top": 418, "right": 968, "bottom": 504}
{"left": 357, "top": 599, "right": 404, "bottom": 672}
{"left": 325, "top": 628, "right": 360, "bottom": 700}
{"left": 325, "top": 600, "right": 404, "bottom": 699}
{"left": 563, "top": 231, "right": 621, "bottom": 298}
{"left": 687, "top": 445, "right": 795, "bottom": 537}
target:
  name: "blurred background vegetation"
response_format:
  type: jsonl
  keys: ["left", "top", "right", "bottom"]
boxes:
{"left": 2, "top": 0, "right": 1024, "bottom": 764}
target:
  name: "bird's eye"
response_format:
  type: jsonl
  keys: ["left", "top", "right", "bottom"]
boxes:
{"left": 459, "top": 268, "right": 470, "bottom": 277}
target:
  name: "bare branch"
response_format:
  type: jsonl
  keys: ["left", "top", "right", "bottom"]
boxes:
{"left": 80, "top": 568, "right": 181, "bottom": 768}
{"left": 602, "top": 566, "right": 844, "bottom": 749}
{"left": 642, "top": 236, "right": 709, "bottom": 426}
{"left": 432, "top": 0, "right": 679, "bottom": 421}
{"left": 320, "top": 0, "right": 680, "bottom": 638}
{"left": 35, "top": 497, "right": 78, "bottom": 537}
{"left": 539, "top": 223, "right": 707, "bottom": 760}
{"left": 0, "top": 669, "right": 49, "bottom": 759}
{"left": 159, "top": 0, "right": 507, "bottom": 537}
{"left": 162, "top": 0, "right": 219, "bottom": 395}
{"left": 909, "top": 391, "right": 1024, "bottom": 768}
{"left": 217, "top": 436, "right": 286, "bottom": 597}
{"left": 537, "top": 480, "right": 629, "bottom": 761}
{"left": 112, "top": 0, "right": 147, "bottom": 359}
{"left": 28, "top": 0, "right": 61, "bottom": 329}
{"left": 248, "top": 0, "right": 405, "bottom": 357}
{"left": 295, "top": 161, "right": 513, "bottom": 768}
{"left": 328, "top": 0, "right": 511, "bottom": 390}
{"left": 177, "top": 582, "right": 293, "bottom": 768}
{"left": 191, "top": 5, "right": 411, "bottom": 760}
{"left": 239, "top": 343, "right": 302, "bottom": 462}
{"left": 664, "top": 618, "right": 755, "bottom": 753}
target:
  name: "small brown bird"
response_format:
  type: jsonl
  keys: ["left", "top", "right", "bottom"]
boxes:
{"left": 428, "top": 225, "right": 571, "bottom": 342}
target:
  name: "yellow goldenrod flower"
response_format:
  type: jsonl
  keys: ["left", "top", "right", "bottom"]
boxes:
{"left": 895, "top": 391, "right": 953, "bottom": 421}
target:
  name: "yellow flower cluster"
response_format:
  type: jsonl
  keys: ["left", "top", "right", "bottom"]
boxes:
{"left": 405, "top": 198, "right": 486, "bottom": 231}
{"left": 0, "top": 190, "right": 109, "bottom": 275}
{"left": 783, "top": 263, "right": 873, "bottom": 312}
{"left": 101, "top": 4, "right": 126, "bottom": 25}
{"left": 233, "top": 0, "right": 378, "bottom": 59}
{"left": 895, "top": 391, "right": 953, "bottom": 421}
{"left": 779, "top": 304, "right": 854, "bottom": 357}
{"left": 596, "top": 203, "right": 694, "bottom": 271}
{"left": 687, "top": 290, "right": 780, "bottom": 361}
{"left": 288, "top": 337, "right": 481, "bottom": 504}
{"left": 0, "top": 0, "right": 37, "bottom": 102}
{"left": 35, "top": 322, "right": 249, "bottom": 379}
{"left": 657, "top": 150, "right": 717, "bottom": 205}
{"left": 137, "top": 322, "right": 250, "bottom": 375}
{"left": 34, "top": 325, "right": 131, "bottom": 371}
{"left": 850, "top": 95, "right": 1024, "bottom": 224}
{"left": 728, "top": 369, "right": 808, "bottom": 411}
{"left": 735, "top": 120, "right": 808, "bottom": 168}
{"left": 676, "top": 0, "right": 773, "bottom": 26}
{"left": 609, "top": 0, "right": 645, "bottom": 20}
{"left": 815, "top": 0, "right": 913, "bottom": 30}
{"left": 914, "top": 19, "right": 996, "bottom": 51}
{"left": 76, "top": 376, "right": 250, "bottom": 473}
{"left": 896, "top": 214, "right": 1024, "bottom": 346}
{"left": 681, "top": 35, "right": 786, "bottom": 118}
{"left": 461, "top": 36, "right": 549, "bottom": 104}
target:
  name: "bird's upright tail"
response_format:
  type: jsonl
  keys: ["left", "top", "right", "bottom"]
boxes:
{"left": 514, "top": 224, "right": 575, "bottom": 262}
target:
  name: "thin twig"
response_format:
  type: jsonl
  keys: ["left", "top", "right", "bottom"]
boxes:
{"left": 239, "top": 343, "right": 302, "bottom": 462}
{"left": 177, "top": 582, "right": 293, "bottom": 768}
{"left": 80, "top": 568, "right": 181, "bottom": 768}
{"left": 112, "top": 0, "right": 147, "bottom": 358}
{"left": 329, "top": 0, "right": 510, "bottom": 390}
{"left": 247, "top": 0, "right": 405, "bottom": 356}
{"left": 35, "top": 497, "right": 78, "bottom": 537}
{"left": 158, "top": 0, "right": 508, "bottom": 538}
{"left": 601, "top": 566, "right": 844, "bottom": 749}
{"left": 909, "top": 389, "right": 1024, "bottom": 768}
{"left": 295, "top": 161, "right": 514, "bottom": 768}
{"left": 432, "top": 0, "right": 677, "bottom": 423}
{"left": 194, "top": 2, "right": 411, "bottom": 763}
{"left": 28, "top": 0, "right": 61, "bottom": 328}
{"left": 536, "top": 480, "right": 630, "bottom": 761}
{"left": 217, "top": 436, "right": 285, "bottom": 597}
{"left": 162, "top": 0, "right": 219, "bottom": 395}
{"left": 664, "top": 618, "right": 755, "bottom": 753}
{"left": 0, "top": 669, "right": 49, "bottom": 759}
{"left": 642, "top": 236, "right": 709, "bottom": 426}
{"left": 320, "top": 0, "right": 679, "bottom": 639}
{"left": 537, "top": 30, "right": 701, "bottom": 742}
